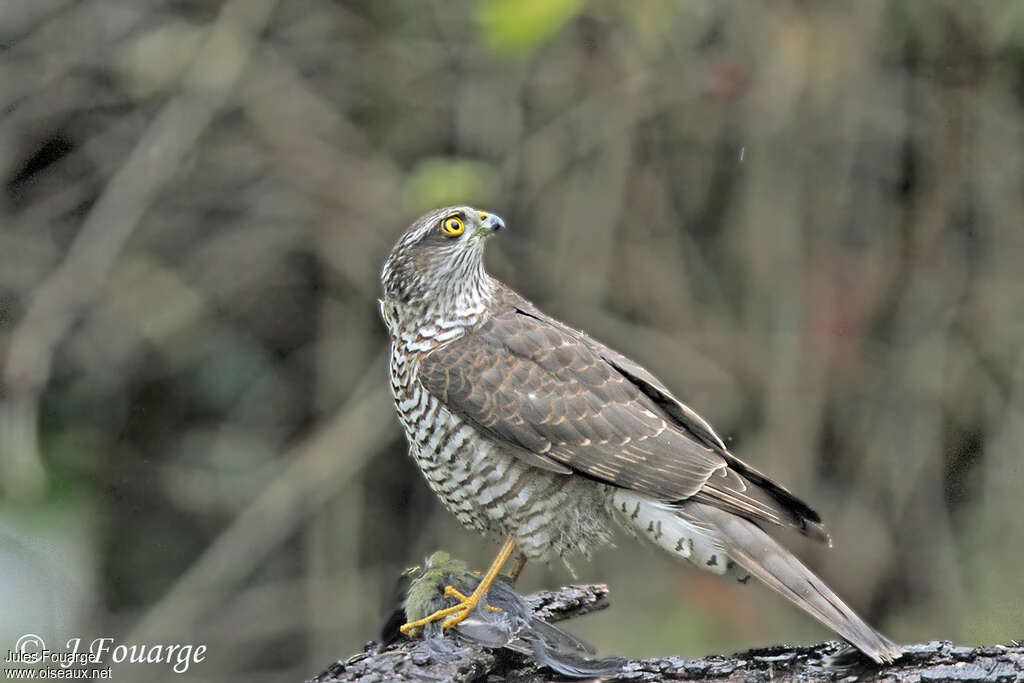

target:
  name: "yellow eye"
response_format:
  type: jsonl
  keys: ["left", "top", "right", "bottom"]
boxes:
{"left": 441, "top": 216, "right": 464, "bottom": 237}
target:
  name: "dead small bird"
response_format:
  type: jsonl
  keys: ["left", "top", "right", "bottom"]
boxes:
{"left": 381, "top": 551, "right": 625, "bottom": 679}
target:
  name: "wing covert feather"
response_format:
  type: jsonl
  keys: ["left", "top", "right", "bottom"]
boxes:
{"left": 418, "top": 307, "right": 726, "bottom": 501}
{"left": 418, "top": 288, "right": 828, "bottom": 540}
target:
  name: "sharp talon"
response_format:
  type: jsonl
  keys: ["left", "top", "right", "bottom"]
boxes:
{"left": 401, "top": 584, "right": 495, "bottom": 634}
{"left": 399, "top": 603, "right": 464, "bottom": 635}
{"left": 444, "top": 585, "right": 471, "bottom": 602}
{"left": 441, "top": 587, "right": 481, "bottom": 629}
{"left": 401, "top": 537, "right": 518, "bottom": 636}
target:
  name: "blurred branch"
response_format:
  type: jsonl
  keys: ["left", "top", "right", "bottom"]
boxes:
{"left": 502, "top": 68, "right": 693, "bottom": 206}
{"left": 237, "top": 42, "right": 403, "bottom": 298}
{"left": 117, "top": 353, "right": 393, "bottom": 682}
{"left": 0, "top": 0, "right": 278, "bottom": 500}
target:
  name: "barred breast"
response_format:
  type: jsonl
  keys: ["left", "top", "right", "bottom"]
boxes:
{"left": 387, "top": 314, "right": 613, "bottom": 564}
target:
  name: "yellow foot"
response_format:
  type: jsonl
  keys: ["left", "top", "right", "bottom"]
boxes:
{"left": 400, "top": 536, "right": 517, "bottom": 637}
{"left": 398, "top": 584, "right": 498, "bottom": 635}
{"left": 445, "top": 586, "right": 502, "bottom": 613}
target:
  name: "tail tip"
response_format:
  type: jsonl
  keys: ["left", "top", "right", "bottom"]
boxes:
{"left": 827, "top": 640, "right": 903, "bottom": 668}
{"left": 802, "top": 519, "right": 832, "bottom": 546}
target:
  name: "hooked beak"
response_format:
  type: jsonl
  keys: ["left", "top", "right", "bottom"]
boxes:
{"left": 477, "top": 210, "right": 506, "bottom": 235}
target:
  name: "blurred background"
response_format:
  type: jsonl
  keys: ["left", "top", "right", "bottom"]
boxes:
{"left": 2, "top": 0, "right": 1023, "bottom": 680}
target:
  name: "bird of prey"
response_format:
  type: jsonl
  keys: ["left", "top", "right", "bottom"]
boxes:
{"left": 381, "top": 551, "right": 626, "bottom": 678}
{"left": 379, "top": 206, "right": 902, "bottom": 663}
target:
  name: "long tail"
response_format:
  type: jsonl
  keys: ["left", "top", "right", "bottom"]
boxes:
{"left": 612, "top": 491, "right": 902, "bottom": 664}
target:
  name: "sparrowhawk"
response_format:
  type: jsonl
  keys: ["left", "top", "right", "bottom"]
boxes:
{"left": 380, "top": 206, "right": 901, "bottom": 663}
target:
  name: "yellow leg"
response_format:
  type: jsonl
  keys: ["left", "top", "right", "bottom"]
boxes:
{"left": 444, "top": 585, "right": 501, "bottom": 612}
{"left": 508, "top": 552, "right": 528, "bottom": 583}
{"left": 400, "top": 536, "right": 517, "bottom": 634}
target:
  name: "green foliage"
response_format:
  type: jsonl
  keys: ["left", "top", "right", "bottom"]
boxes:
{"left": 404, "top": 158, "right": 501, "bottom": 212}
{"left": 476, "top": 0, "right": 585, "bottom": 54}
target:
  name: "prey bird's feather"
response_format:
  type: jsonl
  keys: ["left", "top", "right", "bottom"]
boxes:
{"left": 383, "top": 552, "right": 625, "bottom": 678}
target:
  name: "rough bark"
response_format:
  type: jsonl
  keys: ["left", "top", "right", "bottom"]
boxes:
{"left": 309, "top": 583, "right": 1023, "bottom": 683}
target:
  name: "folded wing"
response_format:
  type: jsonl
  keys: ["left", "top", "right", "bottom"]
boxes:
{"left": 418, "top": 290, "right": 827, "bottom": 540}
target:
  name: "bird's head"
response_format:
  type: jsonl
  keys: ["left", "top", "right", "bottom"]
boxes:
{"left": 381, "top": 205, "right": 505, "bottom": 313}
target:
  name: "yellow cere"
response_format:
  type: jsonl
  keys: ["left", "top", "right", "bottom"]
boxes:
{"left": 442, "top": 215, "right": 465, "bottom": 237}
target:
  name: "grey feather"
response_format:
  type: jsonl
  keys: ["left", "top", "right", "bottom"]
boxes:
{"left": 683, "top": 503, "right": 903, "bottom": 663}
{"left": 390, "top": 553, "right": 625, "bottom": 678}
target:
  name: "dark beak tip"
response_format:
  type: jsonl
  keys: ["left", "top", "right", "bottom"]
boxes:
{"left": 481, "top": 213, "right": 506, "bottom": 233}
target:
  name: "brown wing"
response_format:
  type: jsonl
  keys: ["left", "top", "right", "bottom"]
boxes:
{"left": 516, "top": 301, "right": 828, "bottom": 541}
{"left": 419, "top": 304, "right": 725, "bottom": 499}
{"left": 419, "top": 290, "right": 828, "bottom": 540}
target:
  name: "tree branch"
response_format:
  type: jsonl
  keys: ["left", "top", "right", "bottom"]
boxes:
{"left": 309, "top": 583, "right": 1023, "bottom": 683}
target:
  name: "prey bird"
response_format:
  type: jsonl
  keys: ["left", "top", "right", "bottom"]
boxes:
{"left": 379, "top": 206, "right": 901, "bottom": 663}
{"left": 381, "top": 551, "right": 625, "bottom": 678}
